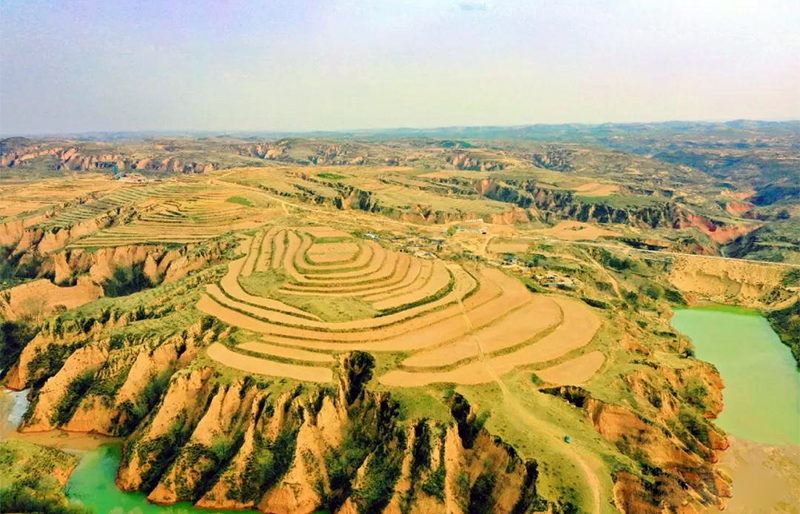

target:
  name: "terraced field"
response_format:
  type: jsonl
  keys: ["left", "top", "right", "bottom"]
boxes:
{"left": 36, "top": 183, "right": 198, "bottom": 230}
{"left": 66, "top": 185, "right": 278, "bottom": 247}
{"left": 199, "top": 225, "right": 603, "bottom": 386}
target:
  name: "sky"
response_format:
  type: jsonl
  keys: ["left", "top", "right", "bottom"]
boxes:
{"left": 1, "top": 0, "right": 799, "bottom": 135}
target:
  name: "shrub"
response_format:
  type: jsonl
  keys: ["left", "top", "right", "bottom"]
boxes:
{"left": 640, "top": 284, "right": 662, "bottom": 300}
{"left": 678, "top": 409, "right": 710, "bottom": 447}
{"left": 104, "top": 264, "right": 152, "bottom": 297}
{"left": 767, "top": 300, "right": 800, "bottom": 366}
{"left": 420, "top": 466, "right": 445, "bottom": 501}
{"left": 582, "top": 297, "right": 610, "bottom": 309}
{"left": 468, "top": 472, "right": 497, "bottom": 514}
{"left": 0, "top": 483, "right": 93, "bottom": 514}
{"left": 234, "top": 429, "right": 297, "bottom": 504}
{"left": 683, "top": 379, "right": 708, "bottom": 410}
{"left": 351, "top": 447, "right": 403, "bottom": 514}
{"left": 116, "top": 370, "right": 172, "bottom": 435}
{"left": 664, "top": 288, "right": 687, "bottom": 305}
{"left": 599, "top": 250, "right": 633, "bottom": 271}
{"left": 50, "top": 370, "right": 95, "bottom": 426}
{"left": 0, "top": 320, "right": 35, "bottom": 378}
{"left": 317, "top": 172, "right": 346, "bottom": 180}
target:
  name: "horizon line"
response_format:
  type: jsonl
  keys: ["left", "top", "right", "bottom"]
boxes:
{"left": 2, "top": 118, "right": 799, "bottom": 140}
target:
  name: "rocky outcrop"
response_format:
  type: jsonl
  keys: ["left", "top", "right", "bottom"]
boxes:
{"left": 447, "top": 152, "right": 505, "bottom": 171}
{"left": 669, "top": 256, "right": 787, "bottom": 308}
{"left": 0, "top": 141, "right": 216, "bottom": 174}
{"left": 0, "top": 276, "right": 103, "bottom": 321}
{"left": 104, "top": 352, "right": 546, "bottom": 514}
{"left": 543, "top": 384, "right": 731, "bottom": 512}
{"left": 19, "top": 343, "right": 109, "bottom": 432}
{"left": 532, "top": 146, "right": 575, "bottom": 172}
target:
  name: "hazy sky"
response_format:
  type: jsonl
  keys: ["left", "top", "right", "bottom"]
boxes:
{"left": 1, "top": 0, "right": 799, "bottom": 134}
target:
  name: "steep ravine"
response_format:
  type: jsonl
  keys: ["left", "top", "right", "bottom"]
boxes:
{"left": 11, "top": 350, "right": 547, "bottom": 514}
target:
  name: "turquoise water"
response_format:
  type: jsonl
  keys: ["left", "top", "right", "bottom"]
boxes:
{"left": 671, "top": 307, "right": 800, "bottom": 446}
{"left": 66, "top": 444, "right": 258, "bottom": 514}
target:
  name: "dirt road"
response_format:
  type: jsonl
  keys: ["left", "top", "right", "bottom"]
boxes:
{"left": 456, "top": 297, "right": 603, "bottom": 514}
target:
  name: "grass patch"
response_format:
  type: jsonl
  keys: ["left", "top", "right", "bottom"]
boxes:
{"left": 317, "top": 172, "right": 347, "bottom": 180}
{"left": 226, "top": 196, "right": 252, "bottom": 207}
{"left": 238, "top": 270, "right": 378, "bottom": 322}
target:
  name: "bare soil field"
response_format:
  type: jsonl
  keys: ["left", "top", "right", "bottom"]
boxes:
{"left": 206, "top": 343, "right": 333, "bottom": 382}
{"left": 535, "top": 350, "right": 605, "bottom": 385}
{"left": 534, "top": 220, "right": 620, "bottom": 241}
{"left": 488, "top": 241, "right": 533, "bottom": 254}
{"left": 573, "top": 182, "right": 620, "bottom": 197}
{"left": 238, "top": 341, "right": 334, "bottom": 363}
{"left": 198, "top": 225, "right": 604, "bottom": 398}
{"left": 0, "top": 277, "right": 103, "bottom": 320}
{"left": 378, "top": 297, "right": 599, "bottom": 386}
{"left": 306, "top": 242, "right": 360, "bottom": 263}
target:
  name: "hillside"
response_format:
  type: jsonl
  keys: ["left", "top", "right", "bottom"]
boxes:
{"left": 1, "top": 126, "right": 798, "bottom": 514}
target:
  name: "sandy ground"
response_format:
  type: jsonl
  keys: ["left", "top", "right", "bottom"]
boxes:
{"left": 488, "top": 242, "right": 532, "bottom": 254}
{"left": 4, "top": 429, "right": 122, "bottom": 452}
{"left": 712, "top": 436, "right": 800, "bottom": 514}
{"left": 534, "top": 221, "right": 619, "bottom": 241}
{"left": 255, "top": 227, "right": 279, "bottom": 272}
{"left": 535, "top": 351, "right": 605, "bottom": 385}
{"left": 282, "top": 251, "right": 399, "bottom": 290}
{"left": 2, "top": 388, "right": 120, "bottom": 450}
{"left": 218, "top": 255, "right": 316, "bottom": 318}
{"left": 206, "top": 343, "right": 333, "bottom": 383}
{"left": 271, "top": 229, "right": 286, "bottom": 269}
{"left": 669, "top": 256, "right": 787, "bottom": 308}
{"left": 573, "top": 182, "right": 619, "bottom": 197}
{"left": 297, "top": 241, "right": 373, "bottom": 272}
{"left": 241, "top": 229, "right": 266, "bottom": 277}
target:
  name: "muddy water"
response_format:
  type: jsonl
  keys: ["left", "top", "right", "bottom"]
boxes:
{"left": 671, "top": 306, "right": 800, "bottom": 513}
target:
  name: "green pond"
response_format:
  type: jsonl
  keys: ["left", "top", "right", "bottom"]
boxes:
{"left": 671, "top": 306, "right": 800, "bottom": 446}
{"left": 66, "top": 444, "right": 258, "bottom": 514}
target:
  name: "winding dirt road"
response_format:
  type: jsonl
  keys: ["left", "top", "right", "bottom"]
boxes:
{"left": 457, "top": 296, "right": 603, "bottom": 514}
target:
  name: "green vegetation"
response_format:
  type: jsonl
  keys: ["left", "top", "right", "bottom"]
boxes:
{"left": 226, "top": 195, "right": 253, "bottom": 206}
{"left": 26, "top": 342, "right": 83, "bottom": 388}
{"left": 238, "top": 270, "right": 378, "bottom": 321}
{"left": 317, "top": 172, "right": 347, "bottom": 180}
{"left": 227, "top": 428, "right": 297, "bottom": 503}
{"left": 351, "top": 445, "right": 403, "bottom": 514}
{"left": 50, "top": 370, "right": 95, "bottom": 426}
{"left": 116, "top": 370, "right": 173, "bottom": 435}
{"left": 104, "top": 264, "right": 152, "bottom": 297}
{"left": 0, "top": 485, "right": 93, "bottom": 514}
{"left": 467, "top": 471, "right": 497, "bottom": 514}
{"left": 135, "top": 417, "right": 192, "bottom": 491}
{"left": 766, "top": 300, "right": 800, "bottom": 366}
{"left": 0, "top": 320, "right": 35, "bottom": 378}
{"left": 0, "top": 441, "right": 89, "bottom": 514}
{"left": 682, "top": 379, "right": 709, "bottom": 410}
